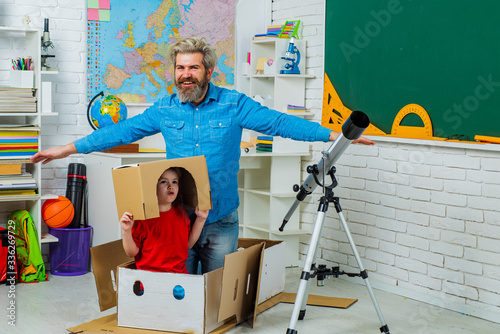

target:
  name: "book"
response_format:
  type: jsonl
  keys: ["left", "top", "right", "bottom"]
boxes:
{"left": 0, "top": 176, "right": 37, "bottom": 190}
{"left": 256, "top": 147, "right": 272, "bottom": 152}
{"left": 0, "top": 189, "right": 37, "bottom": 196}
{"left": 0, "top": 163, "right": 22, "bottom": 175}
{"left": 256, "top": 143, "right": 273, "bottom": 149}
{"left": 256, "top": 140, "right": 273, "bottom": 145}
{"left": 257, "top": 136, "right": 274, "bottom": 141}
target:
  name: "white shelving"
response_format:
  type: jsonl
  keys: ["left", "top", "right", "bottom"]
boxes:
{"left": 238, "top": 150, "right": 310, "bottom": 266}
{"left": 0, "top": 27, "right": 56, "bottom": 244}
{"left": 246, "top": 38, "right": 314, "bottom": 113}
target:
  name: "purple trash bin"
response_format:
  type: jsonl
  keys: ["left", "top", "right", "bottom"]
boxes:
{"left": 48, "top": 226, "right": 92, "bottom": 276}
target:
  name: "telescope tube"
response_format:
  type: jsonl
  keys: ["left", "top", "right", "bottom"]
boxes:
{"left": 280, "top": 111, "right": 370, "bottom": 231}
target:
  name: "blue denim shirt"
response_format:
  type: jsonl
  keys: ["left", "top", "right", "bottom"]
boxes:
{"left": 75, "top": 83, "right": 331, "bottom": 224}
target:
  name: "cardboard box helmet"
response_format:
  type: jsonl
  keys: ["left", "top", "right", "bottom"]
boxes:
{"left": 112, "top": 156, "right": 212, "bottom": 220}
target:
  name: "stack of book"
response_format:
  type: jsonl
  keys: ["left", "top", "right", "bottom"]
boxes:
{"left": 0, "top": 125, "right": 39, "bottom": 157}
{"left": 0, "top": 87, "right": 37, "bottom": 113}
{"left": 266, "top": 25, "right": 282, "bottom": 37}
{"left": 0, "top": 172, "right": 37, "bottom": 196}
{"left": 256, "top": 136, "right": 273, "bottom": 152}
{"left": 253, "top": 24, "right": 283, "bottom": 40}
{"left": 286, "top": 104, "right": 307, "bottom": 113}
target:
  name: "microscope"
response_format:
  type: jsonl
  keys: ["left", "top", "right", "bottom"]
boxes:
{"left": 41, "top": 18, "right": 57, "bottom": 71}
{"left": 280, "top": 37, "right": 301, "bottom": 74}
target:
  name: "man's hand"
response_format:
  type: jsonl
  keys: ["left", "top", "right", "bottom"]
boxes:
{"left": 329, "top": 131, "right": 375, "bottom": 145}
{"left": 30, "top": 143, "right": 77, "bottom": 164}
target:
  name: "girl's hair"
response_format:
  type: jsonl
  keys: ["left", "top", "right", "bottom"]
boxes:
{"left": 167, "top": 37, "right": 218, "bottom": 71}
{"left": 166, "top": 167, "right": 182, "bottom": 179}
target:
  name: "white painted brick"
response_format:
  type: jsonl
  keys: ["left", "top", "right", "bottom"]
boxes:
{"left": 477, "top": 290, "right": 500, "bottom": 307}
{"left": 429, "top": 241, "right": 463, "bottom": 257}
{"left": 448, "top": 206, "right": 483, "bottom": 222}
{"left": 396, "top": 184, "right": 430, "bottom": 201}
{"left": 481, "top": 157, "right": 500, "bottom": 172}
{"left": 411, "top": 200, "right": 446, "bottom": 217}
{"left": 466, "top": 222, "right": 500, "bottom": 239}
{"left": 442, "top": 281, "right": 478, "bottom": 300}
{"left": 407, "top": 224, "right": 439, "bottom": 240}
{"left": 394, "top": 256, "right": 426, "bottom": 274}
{"left": 467, "top": 170, "right": 500, "bottom": 185}
{"left": 381, "top": 193, "right": 412, "bottom": 210}
{"left": 364, "top": 201, "right": 396, "bottom": 219}
{"left": 468, "top": 195, "right": 500, "bottom": 212}
{"left": 395, "top": 210, "right": 429, "bottom": 226}
{"left": 441, "top": 230, "right": 476, "bottom": 247}
{"left": 396, "top": 233, "right": 429, "bottom": 251}
{"left": 380, "top": 240, "right": 410, "bottom": 257}
{"left": 445, "top": 257, "right": 482, "bottom": 275}
{"left": 350, "top": 166, "right": 379, "bottom": 181}
{"left": 483, "top": 264, "right": 500, "bottom": 280}
{"left": 465, "top": 273, "right": 500, "bottom": 294}
{"left": 398, "top": 161, "right": 431, "bottom": 177}
{"left": 350, "top": 189, "right": 380, "bottom": 205}
{"left": 379, "top": 170, "right": 410, "bottom": 186}
{"left": 410, "top": 175, "right": 444, "bottom": 191}
{"left": 366, "top": 180, "right": 396, "bottom": 195}
{"left": 428, "top": 266, "right": 464, "bottom": 284}
{"left": 430, "top": 191, "right": 467, "bottom": 207}
{"left": 482, "top": 183, "right": 500, "bottom": 199}
{"left": 478, "top": 237, "right": 500, "bottom": 253}
{"left": 376, "top": 217, "right": 406, "bottom": 232}
{"left": 377, "top": 263, "right": 409, "bottom": 281}
{"left": 484, "top": 211, "right": 500, "bottom": 226}
{"left": 411, "top": 249, "right": 444, "bottom": 267}
{"left": 365, "top": 248, "right": 394, "bottom": 265}
{"left": 409, "top": 272, "right": 443, "bottom": 290}
{"left": 443, "top": 154, "right": 481, "bottom": 169}
{"left": 366, "top": 226, "right": 396, "bottom": 242}
{"left": 464, "top": 248, "right": 498, "bottom": 266}
{"left": 444, "top": 179, "right": 481, "bottom": 196}
{"left": 431, "top": 166, "right": 466, "bottom": 180}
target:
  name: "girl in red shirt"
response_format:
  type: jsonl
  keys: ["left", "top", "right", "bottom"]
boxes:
{"left": 119, "top": 167, "right": 208, "bottom": 273}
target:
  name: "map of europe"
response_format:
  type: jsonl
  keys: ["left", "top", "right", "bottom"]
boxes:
{"left": 87, "top": 0, "right": 235, "bottom": 104}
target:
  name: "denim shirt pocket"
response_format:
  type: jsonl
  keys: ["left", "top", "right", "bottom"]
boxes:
{"left": 164, "top": 120, "right": 185, "bottom": 145}
{"left": 209, "top": 119, "right": 232, "bottom": 144}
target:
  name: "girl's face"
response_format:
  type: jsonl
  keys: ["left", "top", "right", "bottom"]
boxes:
{"left": 157, "top": 169, "right": 179, "bottom": 206}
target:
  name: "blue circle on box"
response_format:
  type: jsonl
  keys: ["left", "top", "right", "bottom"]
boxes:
{"left": 173, "top": 285, "right": 185, "bottom": 300}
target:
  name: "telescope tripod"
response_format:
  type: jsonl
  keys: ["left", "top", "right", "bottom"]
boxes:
{"left": 285, "top": 164, "right": 390, "bottom": 334}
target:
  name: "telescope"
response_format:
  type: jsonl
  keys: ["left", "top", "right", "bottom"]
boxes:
{"left": 279, "top": 110, "right": 370, "bottom": 231}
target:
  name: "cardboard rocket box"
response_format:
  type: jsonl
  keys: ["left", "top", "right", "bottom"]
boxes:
{"left": 84, "top": 156, "right": 288, "bottom": 334}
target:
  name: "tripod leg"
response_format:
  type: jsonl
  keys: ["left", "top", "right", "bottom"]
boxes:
{"left": 286, "top": 202, "right": 328, "bottom": 334}
{"left": 336, "top": 206, "right": 390, "bottom": 334}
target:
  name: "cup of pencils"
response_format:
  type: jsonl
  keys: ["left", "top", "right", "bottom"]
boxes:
{"left": 10, "top": 57, "right": 34, "bottom": 88}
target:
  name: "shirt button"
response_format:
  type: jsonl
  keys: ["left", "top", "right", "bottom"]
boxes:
{"left": 196, "top": 108, "right": 199, "bottom": 111}
{"left": 196, "top": 143, "right": 199, "bottom": 146}
{"left": 219, "top": 123, "right": 222, "bottom": 126}
{"left": 196, "top": 125, "right": 199, "bottom": 128}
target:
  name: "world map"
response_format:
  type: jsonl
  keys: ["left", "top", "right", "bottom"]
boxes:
{"left": 87, "top": 0, "right": 235, "bottom": 104}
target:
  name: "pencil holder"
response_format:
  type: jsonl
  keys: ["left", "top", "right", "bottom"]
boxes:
{"left": 10, "top": 70, "right": 34, "bottom": 88}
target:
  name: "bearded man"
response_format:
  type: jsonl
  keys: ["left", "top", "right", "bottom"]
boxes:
{"left": 31, "top": 37, "right": 374, "bottom": 274}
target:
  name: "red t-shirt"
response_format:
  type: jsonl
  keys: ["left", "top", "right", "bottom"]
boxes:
{"left": 131, "top": 205, "right": 191, "bottom": 273}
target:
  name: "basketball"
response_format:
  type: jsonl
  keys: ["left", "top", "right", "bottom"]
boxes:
{"left": 42, "top": 195, "right": 75, "bottom": 228}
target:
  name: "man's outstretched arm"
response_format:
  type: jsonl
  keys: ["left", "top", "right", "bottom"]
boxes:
{"left": 30, "top": 143, "right": 78, "bottom": 164}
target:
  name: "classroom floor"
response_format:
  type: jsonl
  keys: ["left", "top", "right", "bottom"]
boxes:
{"left": 1, "top": 267, "right": 498, "bottom": 334}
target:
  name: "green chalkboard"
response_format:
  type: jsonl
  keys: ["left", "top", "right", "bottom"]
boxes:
{"left": 325, "top": 0, "right": 500, "bottom": 141}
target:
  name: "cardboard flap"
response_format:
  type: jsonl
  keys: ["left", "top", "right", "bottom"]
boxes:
{"left": 90, "top": 240, "right": 133, "bottom": 312}
{"left": 217, "top": 242, "right": 265, "bottom": 324}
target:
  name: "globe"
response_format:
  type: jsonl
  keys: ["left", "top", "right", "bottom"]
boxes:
{"left": 87, "top": 92, "right": 127, "bottom": 130}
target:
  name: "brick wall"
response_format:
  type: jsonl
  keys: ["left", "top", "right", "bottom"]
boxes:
{"left": 274, "top": 0, "right": 500, "bottom": 324}
{"left": 1, "top": 0, "right": 499, "bottom": 324}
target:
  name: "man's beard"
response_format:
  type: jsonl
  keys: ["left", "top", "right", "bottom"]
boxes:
{"left": 175, "top": 75, "right": 209, "bottom": 103}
